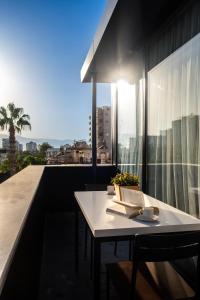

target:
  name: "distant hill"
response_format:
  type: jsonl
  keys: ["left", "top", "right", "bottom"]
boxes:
{"left": 0, "top": 134, "right": 73, "bottom": 149}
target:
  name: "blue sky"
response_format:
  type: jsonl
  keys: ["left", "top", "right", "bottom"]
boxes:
{"left": 0, "top": 0, "right": 110, "bottom": 141}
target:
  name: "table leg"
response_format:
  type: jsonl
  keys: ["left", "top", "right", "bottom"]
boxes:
{"left": 75, "top": 204, "right": 79, "bottom": 274}
{"left": 90, "top": 234, "right": 93, "bottom": 280}
{"left": 93, "top": 238, "right": 101, "bottom": 300}
{"left": 84, "top": 223, "right": 88, "bottom": 260}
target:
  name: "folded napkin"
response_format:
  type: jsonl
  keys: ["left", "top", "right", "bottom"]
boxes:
{"left": 106, "top": 202, "right": 159, "bottom": 219}
{"left": 106, "top": 202, "right": 142, "bottom": 218}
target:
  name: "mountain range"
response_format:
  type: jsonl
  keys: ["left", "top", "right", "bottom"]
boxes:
{"left": 0, "top": 134, "right": 73, "bottom": 149}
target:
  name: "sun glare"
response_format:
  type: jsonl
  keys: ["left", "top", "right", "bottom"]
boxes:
{"left": 117, "top": 79, "right": 134, "bottom": 102}
{"left": 0, "top": 56, "right": 18, "bottom": 107}
{"left": 117, "top": 79, "right": 129, "bottom": 90}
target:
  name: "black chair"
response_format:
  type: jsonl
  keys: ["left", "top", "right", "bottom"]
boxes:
{"left": 106, "top": 231, "right": 200, "bottom": 300}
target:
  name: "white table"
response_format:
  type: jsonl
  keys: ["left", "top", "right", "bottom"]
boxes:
{"left": 74, "top": 191, "right": 200, "bottom": 300}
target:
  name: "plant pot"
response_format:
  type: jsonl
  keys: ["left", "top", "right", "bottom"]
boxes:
{"left": 114, "top": 184, "right": 139, "bottom": 202}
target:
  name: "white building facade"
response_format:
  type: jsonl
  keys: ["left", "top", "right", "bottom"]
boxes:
{"left": 26, "top": 141, "right": 37, "bottom": 152}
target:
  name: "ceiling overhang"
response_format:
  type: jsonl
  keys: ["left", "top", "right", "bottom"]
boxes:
{"left": 81, "top": 0, "right": 189, "bottom": 83}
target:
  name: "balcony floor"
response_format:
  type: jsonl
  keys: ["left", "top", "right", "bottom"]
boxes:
{"left": 39, "top": 212, "right": 129, "bottom": 300}
{"left": 38, "top": 212, "right": 195, "bottom": 300}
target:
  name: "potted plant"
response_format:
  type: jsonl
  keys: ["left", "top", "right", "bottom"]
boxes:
{"left": 111, "top": 172, "right": 140, "bottom": 201}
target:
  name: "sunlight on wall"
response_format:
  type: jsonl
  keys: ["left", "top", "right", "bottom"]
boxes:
{"left": 117, "top": 80, "right": 136, "bottom": 140}
{"left": 117, "top": 79, "right": 130, "bottom": 99}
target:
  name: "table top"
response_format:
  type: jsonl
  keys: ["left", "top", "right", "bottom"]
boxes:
{"left": 74, "top": 191, "right": 200, "bottom": 238}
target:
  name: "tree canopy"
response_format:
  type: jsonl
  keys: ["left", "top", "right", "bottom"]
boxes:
{"left": 38, "top": 142, "right": 52, "bottom": 157}
{"left": 0, "top": 102, "right": 31, "bottom": 174}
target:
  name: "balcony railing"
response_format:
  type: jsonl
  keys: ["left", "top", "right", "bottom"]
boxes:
{"left": 0, "top": 164, "right": 117, "bottom": 299}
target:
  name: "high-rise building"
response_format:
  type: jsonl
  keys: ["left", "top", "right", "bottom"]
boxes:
{"left": 2, "top": 138, "right": 23, "bottom": 152}
{"left": 96, "top": 106, "right": 111, "bottom": 150}
{"left": 2, "top": 138, "right": 9, "bottom": 150}
{"left": 89, "top": 106, "right": 111, "bottom": 150}
{"left": 89, "top": 106, "right": 112, "bottom": 163}
{"left": 16, "top": 141, "right": 23, "bottom": 152}
{"left": 26, "top": 141, "right": 37, "bottom": 152}
{"left": 88, "top": 115, "right": 92, "bottom": 147}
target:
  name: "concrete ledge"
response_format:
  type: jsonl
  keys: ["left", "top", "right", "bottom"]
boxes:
{"left": 0, "top": 166, "right": 45, "bottom": 294}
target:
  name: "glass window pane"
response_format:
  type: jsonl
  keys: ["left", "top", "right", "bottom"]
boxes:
{"left": 147, "top": 33, "right": 200, "bottom": 217}
{"left": 96, "top": 83, "right": 112, "bottom": 165}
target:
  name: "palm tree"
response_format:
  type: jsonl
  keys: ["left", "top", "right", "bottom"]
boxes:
{"left": 0, "top": 102, "right": 31, "bottom": 175}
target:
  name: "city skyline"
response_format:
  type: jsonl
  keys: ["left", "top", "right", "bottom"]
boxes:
{"left": 0, "top": 0, "right": 110, "bottom": 140}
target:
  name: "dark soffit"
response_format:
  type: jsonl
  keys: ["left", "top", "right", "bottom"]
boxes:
{"left": 81, "top": 0, "right": 190, "bottom": 83}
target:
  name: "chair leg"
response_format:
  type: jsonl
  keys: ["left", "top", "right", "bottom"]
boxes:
{"left": 106, "top": 267, "right": 110, "bottom": 300}
{"left": 130, "top": 261, "right": 138, "bottom": 300}
{"left": 196, "top": 256, "right": 200, "bottom": 299}
{"left": 84, "top": 223, "right": 88, "bottom": 260}
{"left": 114, "top": 241, "right": 118, "bottom": 256}
{"left": 129, "top": 238, "right": 132, "bottom": 260}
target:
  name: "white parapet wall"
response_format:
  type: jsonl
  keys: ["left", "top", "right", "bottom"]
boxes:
{"left": 0, "top": 165, "right": 45, "bottom": 294}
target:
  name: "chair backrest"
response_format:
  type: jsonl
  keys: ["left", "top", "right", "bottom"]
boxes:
{"left": 84, "top": 183, "right": 107, "bottom": 191}
{"left": 133, "top": 231, "right": 200, "bottom": 262}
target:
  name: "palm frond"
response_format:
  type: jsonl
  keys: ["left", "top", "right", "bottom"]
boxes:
{"left": 0, "top": 119, "right": 7, "bottom": 130}
{"left": 15, "top": 126, "right": 22, "bottom": 134}
{"left": 0, "top": 106, "right": 8, "bottom": 119}
{"left": 17, "top": 119, "right": 31, "bottom": 131}
{"left": 7, "top": 102, "right": 15, "bottom": 115}
{"left": 20, "top": 114, "right": 30, "bottom": 120}
{"left": 1, "top": 102, "right": 31, "bottom": 134}
{"left": 0, "top": 107, "right": 9, "bottom": 131}
{"left": 7, "top": 102, "right": 24, "bottom": 119}
{"left": 13, "top": 107, "right": 24, "bottom": 119}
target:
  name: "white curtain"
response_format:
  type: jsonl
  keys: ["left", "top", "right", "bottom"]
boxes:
{"left": 116, "top": 78, "right": 145, "bottom": 180}
{"left": 148, "top": 32, "right": 200, "bottom": 217}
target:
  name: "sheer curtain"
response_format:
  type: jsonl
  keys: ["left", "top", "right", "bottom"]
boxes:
{"left": 147, "top": 32, "right": 200, "bottom": 217}
{"left": 117, "top": 77, "right": 145, "bottom": 180}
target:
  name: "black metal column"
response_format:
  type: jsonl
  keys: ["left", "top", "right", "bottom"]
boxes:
{"left": 142, "top": 47, "right": 149, "bottom": 193}
{"left": 115, "top": 87, "right": 118, "bottom": 169}
{"left": 111, "top": 85, "right": 118, "bottom": 167}
{"left": 92, "top": 75, "right": 97, "bottom": 182}
{"left": 75, "top": 202, "right": 79, "bottom": 273}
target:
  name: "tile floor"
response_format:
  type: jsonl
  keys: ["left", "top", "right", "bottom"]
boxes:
{"left": 39, "top": 212, "right": 130, "bottom": 300}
